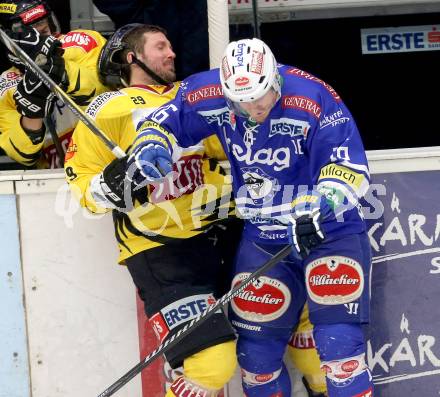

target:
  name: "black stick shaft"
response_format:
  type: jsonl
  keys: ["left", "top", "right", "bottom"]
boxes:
{"left": 97, "top": 244, "right": 292, "bottom": 397}
{"left": 0, "top": 28, "right": 126, "bottom": 159}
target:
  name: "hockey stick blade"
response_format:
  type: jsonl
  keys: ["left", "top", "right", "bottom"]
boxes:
{"left": 97, "top": 244, "right": 292, "bottom": 397}
{"left": 0, "top": 28, "right": 126, "bottom": 159}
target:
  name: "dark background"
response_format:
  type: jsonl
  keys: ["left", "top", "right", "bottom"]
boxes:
{"left": 233, "top": 13, "right": 440, "bottom": 150}
{"left": 1, "top": 7, "right": 439, "bottom": 153}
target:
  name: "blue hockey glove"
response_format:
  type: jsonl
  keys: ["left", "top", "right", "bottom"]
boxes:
{"left": 126, "top": 129, "right": 173, "bottom": 186}
{"left": 287, "top": 190, "right": 334, "bottom": 259}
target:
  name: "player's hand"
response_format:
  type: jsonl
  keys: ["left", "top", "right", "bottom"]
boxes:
{"left": 6, "top": 26, "right": 63, "bottom": 65}
{"left": 14, "top": 69, "right": 53, "bottom": 118}
{"left": 100, "top": 156, "right": 129, "bottom": 208}
{"left": 91, "top": 156, "right": 155, "bottom": 211}
{"left": 126, "top": 129, "right": 173, "bottom": 186}
{"left": 287, "top": 190, "right": 334, "bottom": 259}
{"left": 13, "top": 39, "right": 66, "bottom": 119}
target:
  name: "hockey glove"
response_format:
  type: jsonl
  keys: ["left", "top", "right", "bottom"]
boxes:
{"left": 126, "top": 129, "right": 173, "bottom": 186}
{"left": 13, "top": 41, "right": 66, "bottom": 119}
{"left": 287, "top": 190, "right": 334, "bottom": 259}
{"left": 90, "top": 156, "right": 133, "bottom": 210}
{"left": 6, "top": 26, "right": 63, "bottom": 67}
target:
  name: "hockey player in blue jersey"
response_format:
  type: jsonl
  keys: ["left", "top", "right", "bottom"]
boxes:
{"left": 126, "top": 38, "right": 374, "bottom": 397}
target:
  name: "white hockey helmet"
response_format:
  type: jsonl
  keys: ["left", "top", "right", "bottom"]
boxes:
{"left": 220, "top": 38, "right": 281, "bottom": 113}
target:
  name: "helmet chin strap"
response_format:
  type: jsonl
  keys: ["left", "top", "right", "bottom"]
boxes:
{"left": 130, "top": 54, "right": 170, "bottom": 86}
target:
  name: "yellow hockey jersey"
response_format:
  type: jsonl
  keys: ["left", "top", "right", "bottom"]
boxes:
{"left": 65, "top": 84, "right": 234, "bottom": 263}
{"left": 0, "top": 29, "right": 108, "bottom": 168}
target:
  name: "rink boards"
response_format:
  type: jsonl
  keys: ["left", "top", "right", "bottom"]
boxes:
{"left": 0, "top": 147, "right": 440, "bottom": 397}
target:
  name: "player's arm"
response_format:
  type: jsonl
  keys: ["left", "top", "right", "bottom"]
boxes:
{"left": 0, "top": 30, "right": 65, "bottom": 166}
{"left": 61, "top": 30, "right": 109, "bottom": 107}
{"left": 64, "top": 98, "right": 126, "bottom": 214}
{"left": 307, "top": 94, "right": 370, "bottom": 212}
{"left": 288, "top": 91, "right": 370, "bottom": 258}
{"left": 0, "top": 80, "right": 45, "bottom": 166}
{"left": 128, "top": 87, "right": 215, "bottom": 182}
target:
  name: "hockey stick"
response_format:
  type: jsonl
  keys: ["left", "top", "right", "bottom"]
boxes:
{"left": 97, "top": 243, "right": 292, "bottom": 397}
{"left": 0, "top": 28, "right": 126, "bottom": 159}
{"left": 251, "top": 0, "right": 261, "bottom": 39}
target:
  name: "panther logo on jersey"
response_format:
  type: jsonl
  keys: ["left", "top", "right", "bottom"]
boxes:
{"left": 242, "top": 167, "right": 279, "bottom": 205}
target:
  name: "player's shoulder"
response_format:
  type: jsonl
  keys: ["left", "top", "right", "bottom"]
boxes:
{"left": 122, "top": 82, "right": 180, "bottom": 100}
{"left": 85, "top": 90, "right": 128, "bottom": 119}
{"left": 179, "top": 69, "right": 224, "bottom": 107}
{"left": 60, "top": 29, "right": 106, "bottom": 54}
{"left": 0, "top": 67, "right": 21, "bottom": 97}
{"left": 280, "top": 64, "right": 342, "bottom": 103}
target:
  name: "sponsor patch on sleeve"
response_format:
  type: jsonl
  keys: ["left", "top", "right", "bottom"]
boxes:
{"left": 85, "top": 91, "right": 124, "bottom": 118}
{"left": 287, "top": 68, "right": 341, "bottom": 101}
{"left": 281, "top": 95, "right": 322, "bottom": 119}
{"left": 319, "top": 164, "right": 366, "bottom": 191}
{"left": 0, "top": 74, "right": 20, "bottom": 95}
{"left": 186, "top": 84, "right": 223, "bottom": 104}
{"left": 61, "top": 31, "right": 98, "bottom": 52}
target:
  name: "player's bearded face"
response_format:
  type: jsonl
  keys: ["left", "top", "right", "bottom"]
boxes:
{"left": 141, "top": 32, "right": 176, "bottom": 83}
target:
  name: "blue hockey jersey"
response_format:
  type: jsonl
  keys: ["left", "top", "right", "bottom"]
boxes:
{"left": 137, "top": 65, "right": 370, "bottom": 244}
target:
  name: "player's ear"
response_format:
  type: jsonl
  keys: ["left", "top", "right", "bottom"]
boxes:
{"left": 126, "top": 51, "right": 135, "bottom": 64}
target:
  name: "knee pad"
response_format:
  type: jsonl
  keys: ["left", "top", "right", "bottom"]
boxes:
{"left": 241, "top": 364, "right": 291, "bottom": 397}
{"left": 183, "top": 340, "right": 237, "bottom": 390}
{"left": 237, "top": 334, "right": 292, "bottom": 397}
{"left": 313, "top": 324, "right": 373, "bottom": 396}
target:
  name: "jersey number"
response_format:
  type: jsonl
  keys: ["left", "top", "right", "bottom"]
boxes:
{"left": 65, "top": 166, "right": 77, "bottom": 181}
{"left": 151, "top": 104, "right": 178, "bottom": 124}
{"left": 131, "top": 96, "right": 146, "bottom": 105}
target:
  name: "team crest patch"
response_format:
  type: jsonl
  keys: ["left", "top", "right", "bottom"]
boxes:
{"left": 242, "top": 167, "right": 279, "bottom": 205}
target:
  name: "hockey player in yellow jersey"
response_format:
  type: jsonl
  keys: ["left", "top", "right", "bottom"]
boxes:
{"left": 65, "top": 22, "right": 328, "bottom": 397}
{"left": 0, "top": 0, "right": 107, "bottom": 168}
{"left": 65, "top": 24, "right": 239, "bottom": 397}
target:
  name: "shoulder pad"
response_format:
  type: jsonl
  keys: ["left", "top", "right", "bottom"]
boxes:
{"left": 284, "top": 67, "right": 341, "bottom": 102}
{"left": 86, "top": 91, "right": 125, "bottom": 119}
{"left": 61, "top": 30, "right": 101, "bottom": 52}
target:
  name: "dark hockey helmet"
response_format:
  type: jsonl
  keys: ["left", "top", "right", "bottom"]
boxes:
{"left": 0, "top": 0, "right": 60, "bottom": 35}
{"left": 97, "top": 23, "right": 144, "bottom": 89}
